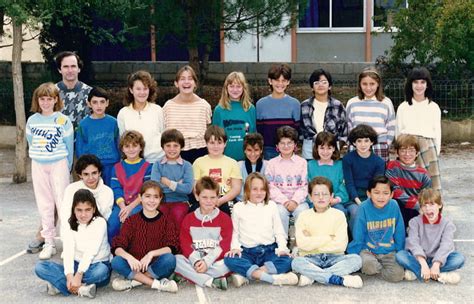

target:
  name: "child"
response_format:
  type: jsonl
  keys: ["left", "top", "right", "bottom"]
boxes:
{"left": 300, "top": 69, "right": 347, "bottom": 160}
{"left": 163, "top": 65, "right": 212, "bottom": 163}
{"left": 151, "top": 129, "right": 193, "bottom": 228}
{"left": 224, "top": 173, "right": 297, "bottom": 287}
{"left": 292, "top": 177, "right": 362, "bottom": 288}
{"left": 111, "top": 181, "right": 179, "bottom": 292}
{"left": 347, "top": 176, "right": 405, "bottom": 282}
{"left": 175, "top": 177, "right": 233, "bottom": 290}
{"left": 26, "top": 82, "right": 73, "bottom": 260}
{"left": 396, "top": 189, "right": 464, "bottom": 284}
{"left": 265, "top": 126, "right": 308, "bottom": 237}
{"left": 35, "top": 189, "right": 111, "bottom": 298}
{"left": 307, "top": 131, "right": 349, "bottom": 214}
{"left": 236, "top": 133, "right": 267, "bottom": 201}
{"left": 396, "top": 67, "right": 442, "bottom": 191}
{"left": 386, "top": 134, "right": 432, "bottom": 228}
{"left": 117, "top": 70, "right": 164, "bottom": 164}
{"left": 346, "top": 68, "right": 396, "bottom": 162}
{"left": 75, "top": 87, "right": 120, "bottom": 186}
{"left": 342, "top": 124, "right": 385, "bottom": 231}
{"left": 108, "top": 130, "right": 152, "bottom": 243}
{"left": 192, "top": 125, "right": 242, "bottom": 215}
{"left": 256, "top": 63, "right": 300, "bottom": 160}
{"left": 213, "top": 71, "right": 256, "bottom": 161}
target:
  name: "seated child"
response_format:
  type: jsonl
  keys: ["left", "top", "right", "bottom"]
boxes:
{"left": 111, "top": 181, "right": 179, "bottom": 293}
{"left": 75, "top": 87, "right": 120, "bottom": 186}
{"left": 35, "top": 190, "right": 111, "bottom": 299}
{"left": 343, "top": 124, "right": 385, "bottom": 231}
{"left": 175, "top": 177, "right": 233, "bottom": 290}
{"left": 224, "top": 173, "right": 297, "bottom": 287}
{"left": 396, "top": 189, "right": 465, "bottom": 284}
{"left": 108, "top": 130, "right": 152, "bottom": 243}
{"left": 386, "top": 134, "right": 432, "bottom": 228}
{"left": 347, "top": 176, "right": 405, "bottom": 282}
{"left": 292, "top": 177, "right": 362, "bottom": 288}
{"left": 265, "top": 126, "right": 308, "bottom": 237}
{"left": 151, "top": 129, "right": 193, "bottom": 228}
{"left": 192, "top": 125, "right": 242, "bottom": 215}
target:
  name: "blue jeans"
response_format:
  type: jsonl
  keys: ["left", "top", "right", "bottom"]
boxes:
{"left": 35, "top": 260, "right": 111, "bottom": 296}
{"left": 345, "top": 202, "right": 359, "bottom": 233}
{"left": 107, "top": 204, "right": 142, "bottom": 244}
{"left": 111, "top": 253, "right": 176, "bottom": 280}
{"left": 277, "top": 202, "right": 309, "bottom": 236}
{"left": 224, "top": 243, "right": 292, "bottom": 279}
{"left": 395, "top": 250, "right": 465, "bottom": 281}
{"left": 263, "top": 146, "right": 279, "bottom": 160}
{"left": 292, "top": 253, "right": 361, "bottom": 284}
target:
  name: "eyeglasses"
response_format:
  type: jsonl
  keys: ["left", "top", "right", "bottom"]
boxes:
{"left": 399, "top": 148, "right": 417, "bottom": 155}
{"left": 313, "top": 80, "right": 329, "bottom": 86}
{"left": 312, "top": 192, "right": 330, "bottom": 197}
{"left": 278, "top": 141, "right": 295, "bottom": 147}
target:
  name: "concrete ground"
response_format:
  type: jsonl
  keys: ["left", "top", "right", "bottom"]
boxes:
{"left": 0, "top": 146, "right": 473, "bottom": 303}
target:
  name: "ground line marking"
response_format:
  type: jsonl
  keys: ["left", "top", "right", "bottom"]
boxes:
{"left": 454, "top": 239, "right": 474, "bottom": 242}
{"left": 195, "top": 285, "right": 210, "bottom": 304}
{"left": 0, "top": 250, "right": 26, "bottom": 266}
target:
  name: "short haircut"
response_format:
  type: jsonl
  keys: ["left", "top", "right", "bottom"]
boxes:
{"left": 348, "top": 124, "right": 378, "bottom": 145}
{"left": 219, "top": 71, "right": 253, "bottom": 111}
{"left": 418, "top": 188, "right": 443, "bottom": 213}
{"left": 195, "top": 176, "right": 219, "bottom": 196}
{"left": 68, "top": 189, "right": 102, "bottom": 231}
{"left": 276, "top": 126, "right": 298, "bottom": 144}
{"left": 268, "top": 63, "right": 292, "bottom": 80}
{"left": 243, "top": 133, "right": 264, "bottom": 151}
{"left": 161, "top": 128, "right": 185, "bottom": 148}
{"left": 357, "top": 67, "right": 385, "bottom": 101}
{"left": 75, "top": 154, "right": 103, "bottom": 175}
{"left": 88, "top": 87, "right": 109, "bottom": 102}
{"left": 125, "top": 70, "right": 158, "bottom": 105}
{"left": 367, "top": 175, "right": 393, "bottom": 192}
{"left": 243, "top": 172, "right": 270, "bottom": 204}
{"left": 140, "top": 180, "right": 164, "bottom": 198}
{"left": 54, "top": 51, "right": 83, "bottom": 70}
{"left": 313, "top": 131, "right": 340, "bottom": 160}
{"left": 308, "top": 176, "right": 333, "bottom": 195}
{"left": 405, "top": 67, "right": 434, "bottom": 105}
{"left": 119, "top": 130, "right": 145, "bottom": 159}
{"left": 175, "top": 65, "right": 199, "bottom": 89}
{"left": 30, "top": 82, "right": 64, "bottom": 113}
{"left": 204, "top": 125, "right": 227, "bottom": 143}
{"left": 394, "top": 134, "right": 420, "bottom": 153}
{"left": 308, "top": 68, "right": 333, "bottom": 96}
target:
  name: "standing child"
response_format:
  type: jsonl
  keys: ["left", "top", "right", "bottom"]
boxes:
{"left": 108, "top": 131, "right": 152, "bottom": 243}
{"left": 292, "top": 177, "right": 362, "bottom": 288}
{"left": 265, "top": 126, "right": 308, "bottom": 237}
{"left": 117, "top": 70, "right": 164, "bottom": 164}
{"left": 35, "top": 190, "right": 111, "bottom": 299}
{"left": 26, "top": 82, "right": 73, "bottom": 260}
{"left": 175, "top": 177, "right": 233, "bottom": 290}
{"left": 111, "top": 181, "right": 179, "bottom": 293}
{"left": 224, "top": 173, "right": 297, "bottom": 287}
{"left": 396, "top": 67, "right": 442, "bottom": 191}
{"left": 151, "top": 129, "right": 193, "bottom": 229}
{"left": 75, "top": 87, "right": 120, "bottom": 186}
{"left": 396, "top": 189, "right": 464, "bottom": 284}
{"left": 213, "top": 71, "right": 256, "bottom": 161}
{"left": 346, "top": 68, "right": 396, "bottom": 162}
{"left": 256, "top": 63, "right": 300, "bottom": 160}
{"left": 163, "top": 65, "right": 212, "bottom": 163}
{"left": 347, "top": 176, "right": 405, "bottom": 282}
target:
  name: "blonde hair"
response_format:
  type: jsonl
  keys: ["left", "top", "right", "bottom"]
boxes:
{"left": 218, "top": 71, "right": 253, "bottom": 111}
{"left": 243, "top": 172, "right": 270, "bottom": 204}
{"left": 357, "top": 67, "right": 385, "bottom": 101}
{"left": 419, "top": 188, "right": 443, "bottom": 213}
{"left": 30, "top": 82, "right": 64, "bottom": 113}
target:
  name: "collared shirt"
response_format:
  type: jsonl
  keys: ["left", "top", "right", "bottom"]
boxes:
{"left": 160, "top": 156, "right": 184, "bottom": 165}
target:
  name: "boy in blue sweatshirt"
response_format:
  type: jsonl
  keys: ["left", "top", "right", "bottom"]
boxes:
{"left": 347, "top": 176, "right": 405, "bottom": 282}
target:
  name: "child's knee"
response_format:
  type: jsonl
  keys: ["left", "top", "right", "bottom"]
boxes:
{"left": 361, "top": 259, "right": 382, "bottom": 275}
{"left": 381, "top": 264, "right": 405, "bottom": 282}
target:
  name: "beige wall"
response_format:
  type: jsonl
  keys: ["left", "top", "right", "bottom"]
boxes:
{"left": 0, "top": 17, "right": 44, "bottom": 62}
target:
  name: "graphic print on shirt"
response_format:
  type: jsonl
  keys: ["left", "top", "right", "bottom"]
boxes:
{"left": 30, "top": 116, "right": 67, "bottom": 152}
{"left": 366, "top": 218, "right": 396, "bottom": 249}
{"left": 190, "top": 226, "right": 222, "bottom": 259}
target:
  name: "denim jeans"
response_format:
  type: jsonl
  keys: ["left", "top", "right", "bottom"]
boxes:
{"left": 345, "top": 202, "right": 359, "bottom": 233}
{"left": 292, "top": 253, "right": 362, "bottom": 284}
{"left": 277, "top": 203, "right": 309, "bottom": 236}
{"left": 395, "top": 250, "right": 465, "bottom": 281}
{"left": 111, "top": 253, "right": 176, "bottom": 280}
{"left": 107, "top": 204, "right": 142, "bottom": 244}
{"left": 224, "top": 243, "right": 292, "bottom": 279}
{"left": 263, "top": 146, "right": 279, "bottom": 160}
{"left": 302, "top": 139, "right": 314, "bottom": 160}
{"left": 35, "top": 260, "right": 111, "bottom": 296}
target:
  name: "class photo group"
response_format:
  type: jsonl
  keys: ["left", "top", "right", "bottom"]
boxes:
{"left": 25, "top": 51, "right": 464, "bottom": 299}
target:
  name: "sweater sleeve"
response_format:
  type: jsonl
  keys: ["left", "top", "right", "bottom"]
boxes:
{"left": 405, "top": 217, "right": 426, "bottom": 258}
{"left": 77, "top": 219, "right": 108, "bottom": 273}
{"left": 62, "top": 227, "right": 76, "bottom": 275}
{"left": 295, "top": 213, "right": 331, "bottom": 252}
{"left": 342, "top": 154, "right": 358, "bottom": 201}
{"left": 385, "top": 97, "right": 396, "bottom": 146}
{"left": 290, "top": 160, "right": 308, "bottom": 204}
{"left": 272, "top": 203, "right": 289, "bottom": 252}
{"left": 433, "top": 104, "right": 442, "bottom": 156}
{"left": 75, "top": 124, "right": 86, "bottom": 158}
{"left": 179, "top": 215, "right": 195, "bottom": 259}
{"left": 347, "top": 204, "right": 367, "bottom": 254}
{"left": 175, "top": 161, "right": 194, "bottom": 194}
{"left": 110, "top": 165, "right": 124, "bottom": 203}
{"left": 336, "top": 102, "right": 348, "bottom": 143}
{"left": 334, "top": 163, "right": 349, "bottom": 204}
{"left": 202, "top": 214, "right": 233, "bottom": 266}
{"left": 212, "top": 106, "right": 222, "bottom": 127}
{"left": 163, "top": 214, "right": 180, "bottom": 254}
{"left": 63, "top": 118, "right": 74, "bottom": 170}
{"left": 322, "top": 211, "right": 348, "bottom": 253}
{"left": 230, "top": 204, "right": 243, "bottom": 250}
{"left": 394, "top": 203, "right": 406, "bottom": 252}
{"left": 265, "top": 161, "right": 289, "bottom": 204}
{"left": 117, "top": 109, "right": 126, "bottom": 136}
{"left": 433, "top": 221, "right": 456, "bottom": 266}
{"left": 111, "top": 216, "right": 133, "bottom": 254}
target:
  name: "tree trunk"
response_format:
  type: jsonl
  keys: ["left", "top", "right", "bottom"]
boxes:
{"left": 12, "top": 20, "right": 27, "bottom": 184}
{"left": 200, "top": 43, "right": 211, "bottom": 85}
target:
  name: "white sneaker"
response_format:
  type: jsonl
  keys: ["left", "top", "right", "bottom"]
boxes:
{"left": 272, "top": 272, "right": 299, "bottom": 286}
{"left": 231, "top": 274, "right": 249, "bottom": 288}
{"left": 297, "top": 274, "right": 313, "bottom": 287}
{"left": 404, "top": 270, "right": 417, "bottom": 281}
{"left": 46, "top": 282, "right": 60, "bottom": 296}
{"left": 153, "top": 278, "right": 178, "bottom": 293}
{"left": 438, "top": 272, "right": 461, "bottom": 284}
{"left": 39, "top": 243, "right": 56, "bottom": 260}
{"left": 78, "top": 284, "right": 96, "bottom": 299}
{"left": 112, "top": 278, "right": 143, "bottom": 291}
{"left": 342, "top": 275, "right": 363, "bottom": 288}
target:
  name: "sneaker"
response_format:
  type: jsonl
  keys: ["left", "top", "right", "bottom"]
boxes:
{"left": 112, "top": 278, "right": 143, "bottom": 291}
{"left": 46, "top": 282, "right": 60, "bottom": 296}
{"left": 342, "top": 275, "right": 363, "bottom": 289}
{"left": 272, "top": 272, "right": 299, "bottom": 286}
{"left": 212, "top": 277, "right": 228, "bottom": 290}
{"left": 38, "top": 243, "right": 56, "bottom": 260}
{"left": 78, "top": 284, "right": 96, "bottom": 299}
{"left": 404, "top": 270, "right": 417, "bottom": 281}
{"left": 169, "top": 273, "right": 186, "bottom": 285}
{"left": 231, "top": 274, "right": 249, "bottom": 288}
{"left": 156, "top": 278, "right": 178, "bottom": 293}
{"left": 297, "top": 274, "right": 314, "bottom": 287}
{"left": 438, "top": 272, "right": 461, "bottom": 284}
{"left": 27, "top": 239, "right": 45, "bottom": 254}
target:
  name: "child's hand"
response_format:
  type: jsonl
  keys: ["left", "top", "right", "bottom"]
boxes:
{"left": 194, "top": 260, "right": 208, "bottom": 273}
{"left": 430, "top": 262, "right": 441, "bottom": 280}
{"left": 69, "top": 273, "right": 82, "bottom": 294}
{"left": 302, "top": 229, "right": 311, "bottom": 237}
{"left": 119, "top": 205, "right": 132, "bottom": 223}
{"left": 420, "top": 263, "right": 431, "bottom": 280}
{"left": 140, "top": 253, "right": 154, "bottom": 272}
{"left": 127, "top": 256, "right": 142, "bottom": 272}
{"left": 355, "top": 198, "right": 362, "bottom": 205}
{"left": 284, "top": 200, "right": 298, "bottom": 212}
{"left": 66, "top": 273, "right": 74, "bottom": 292}
{"left": 329, "top": 197, "right": 339, "bottom": 206}
{"left": 160, "top": 177, "right": 172, "bottom": 187}
{"left": 225, "top": 249, "right": 242, "bottom": 258}
{"left": 276, "top": 250, "right": 291, "bottom": 257}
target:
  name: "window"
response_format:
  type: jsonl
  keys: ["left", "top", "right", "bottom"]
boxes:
{"left": 373, "top": 0, "right": 407, "bottom": 28}
{"left": 299, "top": 0, "right": 364, "bottom": 31}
